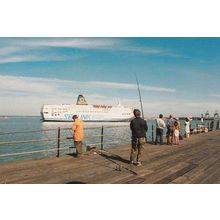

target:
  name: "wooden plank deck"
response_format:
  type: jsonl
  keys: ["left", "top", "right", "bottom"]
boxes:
{"left": 0, "top": 130, "right": 220, "bottom": 184}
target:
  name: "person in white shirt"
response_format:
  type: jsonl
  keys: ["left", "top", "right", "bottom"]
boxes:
{"left": 155, "top": 114, "right": 166, "bottom": 145}
{"left": 184, "top": 118, "right": 190, "bottom": 138}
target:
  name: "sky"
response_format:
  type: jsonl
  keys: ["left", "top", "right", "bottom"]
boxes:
{"left": 0, "top": 37, "right": 220, "bottom": 117}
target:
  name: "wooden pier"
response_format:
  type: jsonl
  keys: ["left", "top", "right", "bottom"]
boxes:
{"left": 0, "top": 130, "right": 220, "bottom": 184}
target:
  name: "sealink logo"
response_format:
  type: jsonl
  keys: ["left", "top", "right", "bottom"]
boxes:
{"left": 64, "top": 114, "right": 92, "bottom": 121}
{"left": 65, "top": 114, "right": 73, "bottom": 120}
{"left": 80, "top": 114, "right": 91, "bottom": 120}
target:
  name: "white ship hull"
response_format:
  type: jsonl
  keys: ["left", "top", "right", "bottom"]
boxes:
{"left": 41, "top": 104, "right": 133, "bottom": 122}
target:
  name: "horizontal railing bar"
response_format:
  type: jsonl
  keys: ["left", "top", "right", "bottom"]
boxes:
{"left": 98, "top": 125, "right": 129, "bottom": 129}
{"left": 0, "top": 137, "right": 68, "bottom": 145}
{"left": 0, "top": 125, "right": 129, "bottom": 136}
{"left": 0, "top": 141, "right": 120, "bottom": 157}
{"left": 86, "top": 141, "right": 119, "bottom": 146}
{"left": 65, "top": 134, "right": 105, "bottom": 139}
{"left": 0, "top": 128, "right": 59, "bottom": 135}
{"left": 66, "top": 135, "right": 103, "bottom": 140}
{"left": 0, "top": 147, "right": 70, "bottom": 157}
{"left": 1, "top": 123, "right": 213, "bottom": 137}
{"left": 0, "top": 134, "right": 124, "bottom": 145}
{"left": 62, "top": 127, "right": 102, "bottom": 131}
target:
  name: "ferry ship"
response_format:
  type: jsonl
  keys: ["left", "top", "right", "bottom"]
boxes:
{"left": 41, "top": 95, "right": 133, "bottom": 122}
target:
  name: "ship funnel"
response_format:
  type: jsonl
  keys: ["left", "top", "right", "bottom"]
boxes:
{"left": 76, "top": 95, "right": 88, "bottom": 105}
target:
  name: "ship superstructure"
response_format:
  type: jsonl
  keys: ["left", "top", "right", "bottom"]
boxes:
{"left": 214, "top": 110, "right": 219, "bottom": 119}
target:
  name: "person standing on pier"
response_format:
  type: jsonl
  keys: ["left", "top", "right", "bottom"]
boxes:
{"left": 155, "top": 114, "right": 166, "bottom": 145}
{"left": 72, "top": 115, "right": 84, "bottom": 157}
{"left": 166, "top": 115, "right": 175, "bottom": 145}
{"left": 173, "top": 120, "right": 180, "bottom": 145}
{"left": 184, "top": 118, "right": 190, "bottom": 138}
{"left": 130, "top": 109, "right": 148, "bottom": 167}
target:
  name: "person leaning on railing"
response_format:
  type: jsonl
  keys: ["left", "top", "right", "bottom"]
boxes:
{"left": 130, "top": 109, "right": 148, "bottom": 167}
{"left": 72, "top": 115, "right": 84, "bottom": 157}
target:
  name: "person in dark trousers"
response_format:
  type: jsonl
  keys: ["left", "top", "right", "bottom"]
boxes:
{"left": 166, "top": 115, "right": 175, "bottom": 145}
{"left": 155, "top": 114, "right": 166, "bottom": 145}
{"left": 130, "top": 109, "right": 148, "bottom": 167}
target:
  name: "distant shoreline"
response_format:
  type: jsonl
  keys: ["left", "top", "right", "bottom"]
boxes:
{"left": 0, "top": 115, "right": 40, "bottom": 118}
{"left": 0, "top": 115, "right": 217, "bottom": 121}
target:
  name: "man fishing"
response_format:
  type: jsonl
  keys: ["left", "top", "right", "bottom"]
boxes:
{"left": 72, "top": 115, "right": 84, "bottom": 157}
{"left": 130, "top": 109, "right": 148, "bottom": 166}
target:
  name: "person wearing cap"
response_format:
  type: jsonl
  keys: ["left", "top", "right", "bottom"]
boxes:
{"left": 130, "top": 109, "right": 148, "bottom": 167}
{"left": 72, "top": 115, "right": 84, "bottom": 157}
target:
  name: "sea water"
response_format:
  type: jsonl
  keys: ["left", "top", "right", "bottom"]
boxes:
{"left": 0, "top": 116, "right": 211, "bottom": 164}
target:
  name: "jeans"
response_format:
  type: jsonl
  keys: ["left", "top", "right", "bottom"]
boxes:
{"left": 155, "top": 128, "right": 164, "bottom": 145}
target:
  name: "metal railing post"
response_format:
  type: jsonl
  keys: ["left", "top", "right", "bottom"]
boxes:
{"left": 217, "top": 120, "right": 220, "bottom": 130}
{"left": 57, "top": 127, "right": 61, "bottom": 157}
{"left": 101, "top": 126, "right": 104, "bottom": 150}
{"left": 152, "top": 124, "right": 154, "bottom": 143}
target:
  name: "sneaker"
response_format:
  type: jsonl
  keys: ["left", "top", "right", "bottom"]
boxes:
{"left": 136, "top": 162, "right": 142, "bottom": 167}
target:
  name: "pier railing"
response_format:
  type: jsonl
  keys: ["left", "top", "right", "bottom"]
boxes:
{"left": 0, "top": 125, "right": 130, "bottom": 161}
{"left": 0, "top": 119, "right": 219, "bottom": 163}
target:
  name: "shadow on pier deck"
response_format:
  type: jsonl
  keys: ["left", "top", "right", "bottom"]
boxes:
{"left": 1, "top": 130, "right": 220, "bottom": 184}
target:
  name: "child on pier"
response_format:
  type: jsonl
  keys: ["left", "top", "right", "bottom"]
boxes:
{"left": 173, "top": 121, "right": 180, "bottom": 145}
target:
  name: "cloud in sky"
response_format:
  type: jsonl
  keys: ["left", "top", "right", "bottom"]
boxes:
{"left": 18, "top": 38, "right": 121, "bottom": 49}
{"left": 0, "top": 75, "right": 176, "bottom": 94}
{"left": 0, "top": 38, "right": 183, "bottom": 63}
{"left": 0, "top": 75, "right": 177, "bottom": 115}
{"left": 0, "top": 55, "right": 47, "bottom": 64}
{"left": 0, "top": 46, "right": 24, "bottom": 56}
{"left": 1, "top": 75, "right": 219, "bottom": 117}
{"left": 0, "top": 53, "right": 76, "bottom": 64}
{"left": 210, "top": 94, "right": 220, "bottom": 98}
{"left": 89, "top": 81, "right": 176, "bottom": 92}
{"left": 0, "top": 75, "right": 176, "bottom": 95}
{"left": 0, "top": 75, "right": 55, "bottom": 94}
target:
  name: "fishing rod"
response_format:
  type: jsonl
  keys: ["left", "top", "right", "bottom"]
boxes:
{"left": 135, "top": 73, "right": 145, "bottom": 119}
